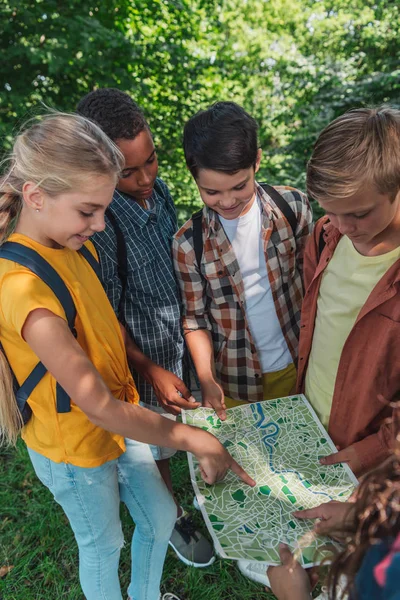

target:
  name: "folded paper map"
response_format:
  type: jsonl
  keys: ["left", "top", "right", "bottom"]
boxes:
{"left": 182, "top": 395, "right": 358, "bottom": 566}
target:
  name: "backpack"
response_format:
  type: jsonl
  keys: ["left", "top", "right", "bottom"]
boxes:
{"left": 192, "top": 182, "right": 299, "bottom": 268}
{"left": 0, "top": 241, "right": 101, "bottom": 424}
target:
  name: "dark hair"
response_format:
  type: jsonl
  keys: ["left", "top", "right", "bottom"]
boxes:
{"left": 76, "top": 88, "right": 148, "bottom": 142}
{"left": 183, "top": 101, "right": 259, "bottom": 178}
{"left": 328, "top": 405, "right": 400, "bottom": 599}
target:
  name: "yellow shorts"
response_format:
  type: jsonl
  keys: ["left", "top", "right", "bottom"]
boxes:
{"left": 224, "top": 362, "right": 297, "bottom": 409}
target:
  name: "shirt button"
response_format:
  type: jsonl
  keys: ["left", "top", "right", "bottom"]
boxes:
{"left": 255, "top": 373, "right": 260, "bottom": 378}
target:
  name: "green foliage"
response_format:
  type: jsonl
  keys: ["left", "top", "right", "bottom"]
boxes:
{"left": 1, "top": 0, "right": 399, "bottom": 223}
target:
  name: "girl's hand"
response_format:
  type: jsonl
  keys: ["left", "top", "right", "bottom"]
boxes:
{"left": 267, "top": 544, "right": 313, "bottom": 600}
{"left": 200, "top": 380, "right": 227, "bottom": 420}
{"left": 192, "top": 430, "right": 255, "bottom": 487}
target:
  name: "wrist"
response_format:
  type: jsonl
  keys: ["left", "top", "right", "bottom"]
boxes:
{"left": 181, "top": 425, "right": 215, "bottom": 455}
{"left": 127, "top": 348, "right": 155, "bottom": 382}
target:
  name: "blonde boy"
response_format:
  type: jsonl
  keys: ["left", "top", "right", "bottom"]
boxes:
{"left": 298, "top": 107, "right": 400, "bottom": 476}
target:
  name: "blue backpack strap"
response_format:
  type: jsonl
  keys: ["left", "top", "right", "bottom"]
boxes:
{"left": 0, "top": 242, "right": 77, "bottom": 415}
{"left": 78, "top": 244, "right": 102, "bottom": 279}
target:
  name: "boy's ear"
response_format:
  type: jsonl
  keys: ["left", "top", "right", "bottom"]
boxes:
{"left": 22, "top": 182, "right": 45, "bottom": 211}
{"left": 255, "top": 148, "right": 262, "bottom": 174}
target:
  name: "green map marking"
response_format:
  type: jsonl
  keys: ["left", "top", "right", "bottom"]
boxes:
{"left": 182, "top": 394, "right": 358, "bottom": 566}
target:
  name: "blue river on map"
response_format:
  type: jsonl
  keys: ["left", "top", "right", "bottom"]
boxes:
{"left": 251, "top": 403, "right": 333, "bottom": 501}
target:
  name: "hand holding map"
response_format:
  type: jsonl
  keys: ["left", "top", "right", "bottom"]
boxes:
{"left": 183, "top": 395, "right": 358, "bottom": 566}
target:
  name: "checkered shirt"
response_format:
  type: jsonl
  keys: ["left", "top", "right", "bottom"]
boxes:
{"left": 172, "top": 183, "right": 313, "bottom": 402}
{"left": 92, "top": 178, "right": 185, "bottom": 407}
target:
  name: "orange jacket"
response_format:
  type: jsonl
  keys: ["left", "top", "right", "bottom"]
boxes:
{"left": 297, "top": 217, "right": 400, "bottom": 472}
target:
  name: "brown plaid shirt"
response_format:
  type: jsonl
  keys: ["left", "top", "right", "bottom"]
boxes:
{"left": 172, "top": 183, "right": 313, "bottom": 402}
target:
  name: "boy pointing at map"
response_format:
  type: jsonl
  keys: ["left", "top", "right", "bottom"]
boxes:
{"left": 173, "top": 102, "right": 313, "bottom": 415}
{"left": 298, "top": 106, "right": 400, "bottom": 476}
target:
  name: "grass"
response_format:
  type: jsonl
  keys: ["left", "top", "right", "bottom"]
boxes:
{"left": 0, "top": 442, "right": 322, "bottom": 599}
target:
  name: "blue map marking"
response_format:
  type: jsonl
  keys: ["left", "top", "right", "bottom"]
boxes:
{"left": 250, "top": 403, "right": 333, "bottom": 501}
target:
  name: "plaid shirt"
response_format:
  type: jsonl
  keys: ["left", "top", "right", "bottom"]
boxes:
{"left": 93, "top": 178, "right": 185, "bottom": 407}
{"left": 172, "top": 183, "right": 313, "bottom": 402}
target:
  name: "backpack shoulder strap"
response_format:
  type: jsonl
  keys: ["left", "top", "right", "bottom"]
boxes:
{"left": 259, "top": 183, "right": 297, "bottom": 238}
{"left": 78, "top": 244, "right": 101, "bottom": 280}
{"left": 105, "top": 208, "right": 128, "bottom": 316}
{"left": 0, "top": 242, "right": 76, "bottom": 416}
{"left": 191, "top": 209, "right": 203, "bottom": 270}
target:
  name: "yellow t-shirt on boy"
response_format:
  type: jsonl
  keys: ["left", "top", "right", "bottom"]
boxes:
{"left": 0, "top": 233, "right": 139, "bottom": 467}
{"left": 305, "top": 235, "right": 400, "bottom": 427}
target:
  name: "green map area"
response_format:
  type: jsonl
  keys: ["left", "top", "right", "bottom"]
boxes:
{"left": 182, "top": 395, "right": 358, "bottom": 566}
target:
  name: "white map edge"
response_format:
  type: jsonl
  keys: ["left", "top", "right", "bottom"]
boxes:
{"left": 182, "top": 394, "right": 359, "bottom": 565}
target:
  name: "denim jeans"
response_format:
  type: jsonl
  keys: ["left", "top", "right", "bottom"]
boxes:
{"left": 28, "top": 438, "right": 176, "bottom": 600}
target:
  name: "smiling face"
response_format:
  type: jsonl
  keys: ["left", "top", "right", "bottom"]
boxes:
{"left": 320, "top": 184, "right": 400, "bottom": 248}
{"left": 194, "top": 150, "right": 261, "bottom": 220}
{"left": 116, "top": 128, "right": 158, "bottom": 201}
{"left": 21, "top": 175, "right": 116, "bottom": 250}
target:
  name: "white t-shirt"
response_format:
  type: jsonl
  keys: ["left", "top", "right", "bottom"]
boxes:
{"left": 219, "top": 197, "right": 292, "bottom": 373}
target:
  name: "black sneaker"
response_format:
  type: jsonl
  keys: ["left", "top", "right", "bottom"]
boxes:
{"left": 169, "top": 510, "right": 215, "bottom": 568}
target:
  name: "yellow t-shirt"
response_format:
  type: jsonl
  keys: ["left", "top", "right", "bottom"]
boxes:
{"left": 306, "top": 236, "right": 400, "bottom": 427}
{"left": 0, "top": 233, "right": 139, "bottom": 467}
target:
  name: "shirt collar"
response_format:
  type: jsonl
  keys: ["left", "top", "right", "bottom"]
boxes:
{"left": 203, "top": 181, "right": 281, "bottom": 238}
{"left": 112, "top": 186, "right": 165, "bottom": 229}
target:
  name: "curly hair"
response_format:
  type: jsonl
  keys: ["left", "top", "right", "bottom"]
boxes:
{"left": 76, "top": 88, "right": 148, "bottom": 142}
{"left": 328, "top": 409, "right": 400, "bottom": 599}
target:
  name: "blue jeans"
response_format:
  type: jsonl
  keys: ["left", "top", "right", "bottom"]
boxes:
{"left": 28, "top": 438, "right": 176, "bottom": 600}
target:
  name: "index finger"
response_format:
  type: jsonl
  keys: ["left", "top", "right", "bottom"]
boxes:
{"left": 229, "top": 458, "right": 256, "bottom": 487}
{"left": 320, "top": 451, "right": 347, "bottom": 466}
{"left": 293, "top": 506, "right": 327, "bottom": 520}
{"left": 174, "top": 379, "right": 195, "bottom": 400}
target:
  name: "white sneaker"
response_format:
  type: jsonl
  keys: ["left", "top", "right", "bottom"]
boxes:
{"left": 162, "top": 595, "right": 181, "bottom": 600}
{"left": 315, "top": 575, "right": 349, "bottom": 599}
{"left": 237, "top": 559, "right": 270, "bottom": 587}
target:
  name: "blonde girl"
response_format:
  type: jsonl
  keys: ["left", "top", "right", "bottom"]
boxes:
{"left": 0, "top": 113, "right": 254, "bottom": 600}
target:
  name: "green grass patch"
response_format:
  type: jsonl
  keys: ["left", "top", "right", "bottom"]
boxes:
{"left": 0, "top": 441, "right": 324, "bottom": 599}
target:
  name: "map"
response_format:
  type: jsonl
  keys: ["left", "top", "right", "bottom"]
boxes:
{"left": 182, "top": 395, "right": 358, "bottom": 566}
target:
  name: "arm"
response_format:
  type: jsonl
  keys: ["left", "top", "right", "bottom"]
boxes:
{"left": 119, "top": 323, "right": 199, "bottom": 415}
{"left": 184, "top": 328, "right": 226, "bottom": 420}
{"left": 267, "top": 544, "right": 313, "bottom": 600}
{"left": 172, "top": 231, "right": 226, "bottom": 420}
{"left": 22, "top": 308, "right": 255, "bottom": 487}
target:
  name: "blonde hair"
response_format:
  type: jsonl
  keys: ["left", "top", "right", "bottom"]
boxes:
{"left": 307, "top": 106, "right": 400, "bottom": 204}
{"left": 0, "top": 112, "right": 124, "bottom": 445}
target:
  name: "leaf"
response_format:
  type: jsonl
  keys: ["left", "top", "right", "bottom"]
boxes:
{"left": 0, "top": 565, "right": 14, "bottom": 578}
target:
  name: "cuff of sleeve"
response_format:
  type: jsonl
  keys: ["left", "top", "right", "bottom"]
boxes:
{"left": 183, "top": 315, "right": 211, "bottom": 331}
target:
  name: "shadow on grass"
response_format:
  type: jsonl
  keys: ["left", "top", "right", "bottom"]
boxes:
{"left": 0, "top": 441, "right": 292, "bottom": 599}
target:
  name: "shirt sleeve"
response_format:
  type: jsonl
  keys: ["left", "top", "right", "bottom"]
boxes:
{"left": 282, "top": 188, "right": 314, "bottom": 285}
{"left": 92, "top": 224, "right": 123, "bottom": 317}
{"left": 157, "top": 177, "right": 178, "bottom": 232}
{"left": 0, "top": 270, "right": 66, "bottom": 338}
{"left": 172, "top": 226, "right": 211, "bottom": 332}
